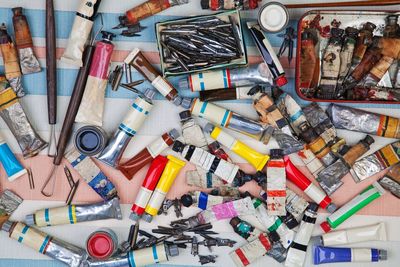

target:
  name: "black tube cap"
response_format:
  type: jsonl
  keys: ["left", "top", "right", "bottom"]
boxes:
{"left": 307, "top": 202, "right": 319, "bottom": 213}
{"left": 172, "top": 140, "right": 185, "bottom": 153}
{"left": 268, "top": 230, "right": 280, "bottom": 242}
{"left": 200, "top": 0, "right": 210, "bottom": 9}
{"left": 270, "top": 149, "right": 283, "bottom": 159}
{"left": 179, "top": 110, "right": 192, "bottom": 121}
{"left": 101, "top": 31, "right": 116, "bottom": 41}
{"left": 180, "top": 194, "right": 193, "bottom": 207}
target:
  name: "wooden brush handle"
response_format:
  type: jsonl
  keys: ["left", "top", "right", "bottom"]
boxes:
{"left": 286, "top": 0, "right": 400, "bottom": 8}
{"left": 46, "top": 0, "right": 57, "bottom": 124}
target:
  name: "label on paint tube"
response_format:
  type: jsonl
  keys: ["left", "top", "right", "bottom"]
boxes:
{"left": 10, "top": 222, "right": 51, "bottom": 253}
{"left": 119, "top": 97, "right": 152, "bottom": 137}
{"left": 194, "top": 192, "right": 225, "bottom": 210}
{"left": 186, "top": 170, "right": 225, "bottom": 188}
{"left": 35, "top": 206, "right": 76, "bottom": 226}
{"left": 304, "top": 184, "right": 327, "bottom": 205}
{"left": 147, "top": 137, "right": 169, "bottom": 159}
{"left": 266, "top": 159, "right": 286, "bottom": 216}
{"left": 77, "top": 0, "right": 98, "bottom": 17}
{"left": 127, "top": 244, "right": 168, "bottom": 266}
{"left": 134, "top": 187, "right": 153, "bottom": 210}
{"left": 0, "top": 139, "right": 26, "bottom": 181}
{"left": 230, "top": 233, "right": 272, "bottom": 267}
{"left": 189, "top": 69, "right": 231, "bottom": 91}
{"left": 286, "top": 189, "right": 309, "bottom": 222}
{"left": 191, "top": 99, "right": 232, "bottom": 127}
{"left": 151, "top": 76, "right": 174, "bottom": 97}
{"left": 146, "top": 189, "right": 167, "bottom": 215}
{"left": 297, "top": 149, "right": 324, "bottom": 176}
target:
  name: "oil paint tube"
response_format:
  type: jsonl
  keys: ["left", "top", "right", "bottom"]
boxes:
{"left": 378, "top": 163, "right": 400, "bottom": 198}
{"left": 181, "top": 191, "right": 236, "bottom": 210}
{"left": 302, "top": 103, "right": 337, "bottom": 145}
{"left": 265, "top": 149, "right": 286, "bottom": 216}
{"left": 313, "top": 246, "right": 387, "bottom": 264}
{"left": 285, "top": 189, "right": 309, "bottom": 222}
{"left": 180, "top": 110, "right": 208, "bottom": 149}
{"left": 0, "top": 132, "right": 27, "bottom": 181}
{"left": 185, "top": 170, "right": 225, "bottom": 188}
{"left": 230, "top": 217, "right": 264, "bottom": 242}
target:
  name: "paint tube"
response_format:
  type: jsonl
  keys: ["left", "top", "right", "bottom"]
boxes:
{"left": 98, "top": 91, "right": 154, "bottom": 167}
{"left": 25, "top": 197, "right": 122, "bottom": 227}
{"left": 0, "top": 76, "right": 47, "bottom": 158}
{"left": 351, "top": 141, "right": 400, "bottom": 182}
{"left": 230, "top": 217, "right": 264, "bottom": 242}
{"left": 75, "top": 31, "right": 115, "bottom": 126}
{"left": 210, "top": 186, "right": 241, "bottom": 197}
{"left": 299, "top": 31, "right": 318, "bottom": 97}
{"left": 264, "top": 149, "right": 286, "bottom": 215}
{"left": 253, "top": 199, "right": 294, "bottom": 248}
{"left": 299, "top": 123, "right": 336, "bottom": 167}
{"left": 86, "top": 243, "right": 179, "bottom": 267}
{"left": 302, "top": 103, "right": 336, "bottom": 145}
{"left": 189, "top": 98, "right": 274, "bottom": 144}
{"left": 172, "top": 140, "right": 240, "bottom": 185}
{"left": 142, "top": 155, "right": 186, "bottom": 222}
{"left": 296, "top": 149, "right": 324, "bottom": 177}
{"left": 179, "top": 63, "right": 272, "bottom": 91}
{"left": 199, "top": 86, "right": 255, "bottom": 102}
{"left": 61, "top": 0, "right": 102, "bottom": 66}
{"left": 335, "top": 27, "right": 359, "bottom": 98}
{"left": 320, "top": 182, "right": 385, "bottom": 233}
{"left": 65, "top": 149, "right": 117, "bottom": 200}
{"left": 0, "top": 132, "right": 27, "bottom": 181}
{"left": 12, "top": 7, "right": 41, "bottom": 75}
{"left": 125, "top": 48, "right": 182, "bottom": 105}
{"left": 285, "top": 189, "right": 309, "bottom": 222}
{"left": 0, "top": 24, "right": 25, "bottom": 97}
{"left": 379, "top": 163, "right": 400, "bottom": 198}
{"left": 247, "top": 22, "right": 288, "bottom": 87}
{"left": 208, "top": 141, "right": 232, "bottom": 162}
{"left": 347, "top": 86, "right": 400, "bottom": 101}
{"left": 205, "top": 124, "right": 270, "bottom": 171}
{"left": 181, "top": 191, "right": 236, "bottom": 210}
{"left": 118, "top": 129, "right": 179, "bottom": 180}
{"left": 284, "top": 156, "right": 336, "bottom": 213}
{"left": 180, "top": 110, "right": 208, "bottom": 149}
{"left": 317, "top": 28, "right": 344, "bottom": 99}
{"left": 186, "top": 170, "right": 225, "bottom": 188}
{"left": 328, "top": 104, "right": 400, "bottom": 138}
{"left": 318, "top": 222, "right": 387, "bottom": 246}
{"left": 317, "top": 135, "right": 374, "bottom": 195}
{"left": 0, "top": 190, "right": 23, "bottom": 215}
{"left": 201, "top": 0, "right": 259, "bottom": 10}
{"left": 129, "top": 155, "right": 168, "bottom": 221}
{"left": 313, "top": 246, "right": 387, "bottom": 265}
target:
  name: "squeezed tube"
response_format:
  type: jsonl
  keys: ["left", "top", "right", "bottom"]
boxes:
{"left": 265, "top": 149, "right": 286, "bottom": 216}
{"left": 186, "top": 170, "right": 225, "bottom": 188}
{"left": 379, "top": 163, "right": 400, "bottom": 198}
{"left": 129, "top": 155, "right": 168, "bottom": 221}
{"left": 199, "top": 86, "right": 254, "bottom": 102}
{"left": 181, "top": 191, "right": 236, "bottom": 210}
{"left": 320, "top": 182, "right": 385, "bottom": 233}
{"left": 1, "top": 221, "right": 87, "bottom": 267}
{"left": 25, "top": 198, "right": 122, "bottom": 227}
{"left": 0, "top": 132, "right": 27, "bottom": 181}
{"left": 284, "top": 156, "right": 336, "bottom": 213}
{"left": 206, "top": 124, "right": 269, "bottom": 171}
{"left": 230, "top": 233, "right": 273, "bottom": 267}
{"left": 190, "top": 98, "right": 274, "bottom": 144}
{"left": 318, "top": 222, "right": 387, "bottom": 246}
{"left": 142, "top": 155, "right": 186, "bottom": 222}
{"left": 313, "top": 246, "right": 387, "bottom": 265}
{"left": 98, "top": 92, "right": 154, "bottom": 167}
{"left": 285, "top": 189, "right": 309, "bottom": 222}
{"left": 180, "top": 110, "right": 208, "bottom": 149}
{"left": 302, "top": 103, "right": 337, "bottom": 145}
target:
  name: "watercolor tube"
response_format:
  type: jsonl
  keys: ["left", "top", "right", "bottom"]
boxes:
{"left": 378, "top": 163, "right": 400, "bottom": 198}
{"left": 247, "top": 22, "right": 288, "bottom": 87}
{"left": 190, "top": 98, "right": 274, "bottom": 144}
{"left": 285, "top": 203, "right": 318, "bottom": 267}
{"left": 181, "top": 191, "right": 236, "bottom": 210}
{"left": 186, "top": 170, "right": 225, "bottom": 188}
{"left": 265, "top": 149, "right": 286, "bottom": 216}
{"left": 118, "top": 129, "right": 179, "bottom": 180}
{"left": 129, "top": 155, "right": 168, "bottom": 222}
{"left": 172, "top": 140, "right": 240, "bottom": 185}
{"left": 98, "top": 92, "right": 154, "bottom": 167}
{"left": 230, "top": 217, "right": 264, "bottom": 242}
{"left": 125, "top": 48, "right": 182, "bottom": 105}
{"left": 75, "top": 32, "right": 115, "bottom": 126}
{"left": 0, "top": 132, "right": 27, "bottom": 181}
{"left": 65, "top": 149, "right": 117, "bottom": 200}
{"left": 2, "top": 221, "right": 87, "bottom": 267}
{"left": 86, "top": 243, "right": 179, "bottom": 267}
{"left": 318, "top": 222, "right": 387, "bottom": 246}
{"left": 25, "top": 197, "right": 122, "bottom": 227}
{"left": 284, "top": 156, "right": 336, "bottom": 213}
{"left": 299, "top": 31, "right": 317, "bottom": 97}
{"left": 206, "top": 124, "right": 270, "bottom": 171}
{"left": 142, "top": 155, "right": 186, "bottom": 222}
{"left": 313, "top": 246, "right": 387, "bottom": 265}
{"left": 61, "top": 0, "right": 102, "bottom": 66}
{"left": 230, "top": 233, "right": 272, "bottom": 267}
{"left": 320, "top": 182, "right": 385, "bottom": 233}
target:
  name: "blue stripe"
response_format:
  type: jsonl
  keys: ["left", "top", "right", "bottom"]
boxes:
{"left": 199, "top": 73, "right": 205, "bottom": 91}
{"left": 128, "top": 251, "right": 136, "bottom": 267}
{"left": 220, "top": 110, "right": 230, "bottom": 127}
{"left": 222, "top": 70, "right": 228, "bottom": 88}
{"left": 289, "top": 109, "right": 304, "bottom": 123}
{"left": 70, "top": 154, "right": 87, "bottom": 167}
{"left": 152, "top": 245, "right": 159, "bottom": 263}
{"left": 198, "top": 192, "right": 208, "bottom": 210}
{"left": 18, "top": 226, "right": 30, "bottom": 243}
{"left": 119, "top": 124, "right": 137, "bottom": 137}
{"left": 132, "top": 103, "right": 144, "bottom": 112}
{"left": 38, "top": 236, "right": 50, "bottom": 254}
{"left": 68, "top": 206, "right": 74, "bottom": 224}
{"left": 206, "top": 172, "right": 213, "bottom": 188}
{"left": 44, "top": 209, "right": 50, "bottom": 226}
{"left": 199, "top": 102, "right": 208, "bottom": 117}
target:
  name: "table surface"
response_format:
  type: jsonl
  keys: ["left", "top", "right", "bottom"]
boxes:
{"left": 1, "top": 1, "right": 400, "bottom": 267}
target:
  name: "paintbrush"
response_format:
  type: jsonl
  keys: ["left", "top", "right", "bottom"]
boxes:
{"left": 286, "top": 0, "right": 400, "bottom": 8}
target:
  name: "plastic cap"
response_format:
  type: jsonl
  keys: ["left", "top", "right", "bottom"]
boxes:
{"left": 326, "top": 203, "right": 337, "bottom": 213}
{"left": 129, "top": 212, "right": 140, "bottom": 222}
{"left": 284, "top": 216, "right": 299, "bottom": 229}
{"left": 275, "top": 76, "right": 288, "bottom": 87}
{"left": 167, "top": 244, "right": 179, "bottom": 257}
{"left": 310, "top": 236, "right": 323, "bottom": 245}
{"left": 172, "top": 140, "right": 185, "bottom": 153}
{"left": 200, "top": 0, "right": 210, "bottom": 9}
{"left": 229, "top": 217, "right": 241, "bottom": 228}
{"left": 173, "top": 96, "right": 183, "bottom": 106}
{"left": 203, "top": 123, "right": 215, "bottom": 134}
{"left": 179, "top": 110, "right": 192, "bottom": 121}
{"left": 320, "top": 221, "right": 332, "bottom": 233}
{"left": 25, "top": 214, "right": 35, "bottom": 226}
{"left": 1, "top": 220, "right": 13, "bottom": 232}
{"left": 87, "top": 232, "right": 115, "bottom": 259}
{"left": 180, "top": 194, "right": 193, "bottom": 207}
{"left": 168, "top": 128, "right": 180, "bottom": 140}
{"left": 180, "top": 98, "right": 193, "bottom": 109}
{"left": 12, "top": 7, "right": 23, "bottom": 15}
{"left": 101, "top": 31, "right": 116, "bottom": 41}
{"left": 270, "top": 149, "right": 283, "bottom": 159}
{"left": 363, "top": 135, "right": 375, "bottom": 146}
{"left": 307, "top": 202, "right": 319, "bottom": 213}
{"left": 178, "top": 77, "right": 189, "bottom": 90}
{"left": 379, "top": 249, "right": 388, "bottom": 260}
{"left": 142, "top": 213, "right": 153, "bottom": 223}
{"left": 144, "top": 89, "right": 156, "bottom": 100}
{"left": 268, "top": 230, "right": 280, "bottom": 242}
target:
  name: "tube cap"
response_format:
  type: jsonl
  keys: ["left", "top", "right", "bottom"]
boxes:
{"left": 283, "top": 215, "right": 299, "bottom": 229}
{"left": 258, "top": 2, "right": 289, "bottom": 33}
{"left": 275, "top": 76, "right": 288, "bottom": 87}
{"left": 141, "top": 213, "right": 153, "bottom": 223}
{"left": 1, "top": 220, "right": 13, "bottom": 232}
{"left": 307, "top": 202, "right": 319, "bottom": 213}
{"left": 25, "top": 214, "right": 35, "bottom": 226}
{"left": 168, "top": 128, "right": 180, "bottom": 140}
{"left": 180, "top": 194, "right": 193, "bottom": 207}
{"left": 268, "top": 230, "right": 280, "bottom": 242}
{"left": 87, "top": 232, "right": 116, "bottom": 259}
{"left": 362, "top": 135, "right": 375, "bottom": 146}
{"left": 101, "top": 31, "right": 116, "bottom": 42}
{"left": 204, "top": 123, "right": 215, "bottom": 134}
{"left": 310, "top": 236, "right": 323, "bottom": 245}
{"left": 180, "top": 98, "right": 193, "bottom": 109}
{"left": 179, "top": 110, "right": 192, "bottom": 121}
{"left": 326, "top": 203, "right": 337, "bottom": 213}
{"left": 167, "top": 244, "right": 179, "bottom": 257}
{"left": 129, "top": 212, "right": 141, "bottom": 222}
{"left": 379, "top": 249, "right": 388, "bottom": 260}
{"left": 172, "top": 140, "right": 185, "bottom": 153}
{"left": 144, "top": 89, "right": 156, "bottom": 100}
{"left": 320, "top": 221, "right": 332, "bottom": 233}
{"left": 178, "top": 77, "right": 189, "bottom": 90}
{"left": 229, "top": 217, "right": 241, "bottom": 228}
{"left": 270, "top": 149, "right": 283, "bottom": 159}
{"left": 173, "top": 96, "right": 183, "bottom": 106}
{"left": 200, "top": 0, "right": 209, "bottom": 9}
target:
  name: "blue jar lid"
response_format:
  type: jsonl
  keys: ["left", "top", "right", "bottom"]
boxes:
{"left": 74, "top": 126, "right": 107, "bottom": 156}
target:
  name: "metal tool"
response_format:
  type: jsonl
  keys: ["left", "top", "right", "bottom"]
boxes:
{"left": 128, "top": 223, "right": 140, "bottom": 249}
{"left": 65, "top": 166, "right": 79, "bottom": 205}
{"left": 198, "top": 255, "right": 217, "bottom": 265}
{"left": 27, "top": 168, "right": 34, "bottom": 190}
{"left": 277, "top": 27, "right": 296, "bottom": 65}
{"left": 191, "top": 236, "right": 199, "bottom": 256}
{"left": 286, "top": 0, "right": 400, "bottom": 8}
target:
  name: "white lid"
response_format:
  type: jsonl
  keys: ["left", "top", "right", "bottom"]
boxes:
{"left": 258, "top": 2, "right": 289, "bottom": 33}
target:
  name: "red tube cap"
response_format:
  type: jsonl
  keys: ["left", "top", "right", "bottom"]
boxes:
{"left": 320, "top": 221, "right": 332, "bottom": 233}
{"left": 275, "top": 76, "right": 288, "bottom": 87}
{"left": 87, "top": 233, "right": 115, "bottom": 260}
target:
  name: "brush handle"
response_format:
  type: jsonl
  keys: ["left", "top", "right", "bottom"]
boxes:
{"left": 54, "top": 44, "right": 96, "bottom": 165}
{"left": 286, "top": 0, "right": 400, "bottom": 8}
{"left": 46, "top": 0, "right": 57, "bottom": 124}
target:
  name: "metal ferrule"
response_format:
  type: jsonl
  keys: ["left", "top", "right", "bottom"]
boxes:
{"left": 45, "top": 237, "right": 87, "bottom": 267}
{"left": 229, "top": 113, "right": 274, "bottom": 144}
{"left": 97, "top": 129, "right": 131, "bottom": 167}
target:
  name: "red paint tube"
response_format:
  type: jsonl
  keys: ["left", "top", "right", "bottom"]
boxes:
{"left": 118, "top": 129, "right": 179, "bottom": 180}
{"left": 284, "top": 156, "right": 337, "bottom": 213}
{"left": 129, "top": 155, "right": 168, "bottom": 222}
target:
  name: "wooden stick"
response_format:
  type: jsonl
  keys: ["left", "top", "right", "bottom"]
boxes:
{"left": 46, "top": 0, "right": 57, "bottom": 125}
{"left": 286, "top": 0, "right": 400, "bottom": 8}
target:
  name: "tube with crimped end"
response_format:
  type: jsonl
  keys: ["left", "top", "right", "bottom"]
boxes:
{"left": 142, "top": 155, "right": 186, "bottom": 222}
{"left": 25, "top": 198, "right": 122, "bottom": 227}
{"left": 205, "top": 124, "right": 269, "bottom": 171}
{"left": 186, "top": 170, "right": 225, "bottom": 188}
{"left": 313, "top": 246, "right": 387, "bottom": 265}
{"left": 181, "top": 191, "right": 237, "bottom": 210}
{"left": 265, "top": 149, "right": 286, "bottom": 216}
{"left": 0, "top": 76, "right": 47, "bottom": 158}
{"left": 285, "top": 189, "right": 309, "bottom": 222}
{"left": 1, "top": 221, "right": 87, "bottom": 267}
{"left": 189, "top": 98, "right": 274, "bottom": 144}
{"left": 0, "top": 132, "right": 27, "bottom": 181}
{"left": 378, "top": 163, "right": 400, "bottom": 198}
{"left": 61, "top": 0, "right": 102, "bottom": 66}
{"left": 320, "top": 182, "right": 385, "bottom": 233}
{"left": 97, "top": 90, "right": 155, "bottom": 168}
{"left": 230, "top": 233, "right": 273, "bottom": 266}
{"left": 230, "top": 217, "right": 264, "bottom": 242}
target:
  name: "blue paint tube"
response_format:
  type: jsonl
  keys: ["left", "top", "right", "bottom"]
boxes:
{"left": 313, "top": 246, "right": 387, "bottom": 265}
{"left": 0, "top": 134, "right": 26, "bottom": 181}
